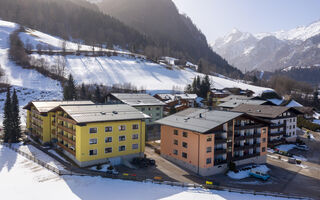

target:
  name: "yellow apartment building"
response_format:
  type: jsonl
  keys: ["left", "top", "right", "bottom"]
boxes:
{"left": 24, "top": 101, "right": 149, "bottom": 167}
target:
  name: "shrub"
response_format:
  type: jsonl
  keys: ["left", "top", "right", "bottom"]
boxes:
{"left": 96, "top": 164, "right": 102, "bottom": 170}
{"left": 228, "top": 162, "right": 236, "bottom": 172}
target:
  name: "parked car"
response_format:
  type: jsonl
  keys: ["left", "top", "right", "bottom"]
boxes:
{"left": 131, "top": 157, "right": 156, "bottom": 168}
{"left": 294, "top": 145, "right": 309, "bottom": 151}
{"left": 106, "top": 169, "right": 119, "bottom": 175}
{"left": 249, "top": 169, "right": 270, "bottom": 181}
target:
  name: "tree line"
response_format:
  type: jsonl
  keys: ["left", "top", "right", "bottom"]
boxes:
{"left": 63, "top": 74, "right": 146, "bottom": 103}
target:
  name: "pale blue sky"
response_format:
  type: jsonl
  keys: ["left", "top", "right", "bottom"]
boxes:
{"left": 173, "top": 0, "right": 320, "bottom": 43}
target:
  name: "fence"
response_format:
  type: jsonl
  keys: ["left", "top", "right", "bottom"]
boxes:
{"left": 0, "top": 142, "right": 70, "bottom": 176}
{"left": 0, "top": 141, "right": 310, "bottom": 200}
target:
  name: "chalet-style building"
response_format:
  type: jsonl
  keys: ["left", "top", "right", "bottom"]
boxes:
{"left": 232, "top": 105, "right": 302, "bottom": 146}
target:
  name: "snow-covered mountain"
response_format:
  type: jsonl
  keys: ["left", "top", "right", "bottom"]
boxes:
{"left": 212, "top": 20, "right": 320, "bottom": 72}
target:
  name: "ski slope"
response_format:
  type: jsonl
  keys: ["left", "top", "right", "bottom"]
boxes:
{"left": 0, "top": 144, "right": 302, "bottom": 200}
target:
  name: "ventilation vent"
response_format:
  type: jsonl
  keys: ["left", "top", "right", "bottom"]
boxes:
{"left": 101, "top": 112, "right": 106, "bottom": 115}
{"left": 112, "top": 111, "right": 118, "bottom": 115}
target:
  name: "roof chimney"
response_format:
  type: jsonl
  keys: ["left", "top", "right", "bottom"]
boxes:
{"left": 199, "top": 113, "right": 202, "bottom": 118}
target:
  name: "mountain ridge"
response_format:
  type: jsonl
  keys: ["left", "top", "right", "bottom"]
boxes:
{"left": 212, "top": 20, "right": 320, "bottom": 72}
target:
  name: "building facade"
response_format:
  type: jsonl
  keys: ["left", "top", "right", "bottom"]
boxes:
{"left": 106, "top": 93, "right": 165, "bottom": 141}
{"left": 24, "top": 102, "right": 149, "bottom": 167}
{"left": 232, "top": 104, "right": 301, "bottom": 146}
{"left": 157, "top": 108, "right": 269, "bottom": 176}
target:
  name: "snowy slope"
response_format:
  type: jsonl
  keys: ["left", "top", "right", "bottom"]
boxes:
{"left": 0, "top": 21, "right": 61, "bottom": 92}
{"left": 12, "top": 20, "right": 271, "bottom": 96}
{"left": 0, "top": 144, "right": 302, "bottom": 200}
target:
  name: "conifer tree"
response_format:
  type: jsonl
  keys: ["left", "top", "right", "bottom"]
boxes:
{"left": 80, "top": 83, "right": 87, "bottom": 100}
{"left": 3, "top": 88, "right": 12, "bottom": 143}
{"left": 94, "top": 86, "right": 102, "bottom": 103}
{"left": 63, "top": 74, "right": 77, "bottom": 100}
{"left": 11, "top": 89, "right": 21, "bottom": 142}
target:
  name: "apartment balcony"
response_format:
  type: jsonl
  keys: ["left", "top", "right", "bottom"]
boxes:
{"left": 57, "top": 131, "right": 75, "bottom": 145}
{"left": 234, "top": 135, "right": 245, "bottom": 141}
{"left": 214, "top": 148, "right": 227, "bottom": 155}
{"left": 57, "top": 115, "right": 76, "bottom": 125}
{"left": 234, "top": 145, "right": 244, "bottom": 151}
{"left": 57, "top": 142, "right": 75, "bottom": 156}
{"left": 51, "top": 129, "right": 57, "bottom": 135}
{"left": 244, "top": 134, "right": 254, "bottom": 138}
{"left": 58, "top": 124, "right": 76, "bottom": 135}
{"left": 270, "top": 123, "right": 286, "bottom": 128}
{"left": 253, "top": 133, "right": 261, "bottom": 138}
{"left": 214, "top": 137, "right": 227, "bottom": 144}
{"left": 234, "top": 124, "right": 263, "bottom": 130}
{"left": 269, "top": 131, "right": 285, "bottom": 137}
{"left": 52, "top": 121, "right": 56, "bottom": 126}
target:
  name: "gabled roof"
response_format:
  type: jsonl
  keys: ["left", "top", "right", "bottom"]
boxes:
{"left": 56, "top": 104, "right": 150, "bottom": 124}
{"left": 218, "top": 99, "right": 269, "bottom": 109}
{"left": 23, "top": 101, "right": 94, "bottom": 114}
{"left": 156, "top": 108, "right": 243, "bottom": 133}
{"left": 111, "top": 93, "right": 165, "bottom": 106}
{"left": 232, "top": 104, "right": 302, "bottom": 119}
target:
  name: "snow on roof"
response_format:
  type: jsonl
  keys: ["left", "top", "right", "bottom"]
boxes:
{"left": 285, "top": 100, "right": 303, "bottom": 107}
{"left": 267, "top": 98, "right": 284, "bottom": 106}
{"left": 111, "top": 93, "right": 166, "bottom": 106}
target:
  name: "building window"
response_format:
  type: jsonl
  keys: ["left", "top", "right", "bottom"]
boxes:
{"left": 132, "top": 134, "right": 139, "bottom": 140}
{"left": 105, "top": 147, "right": 112, "bottom": 154}
{"left": 132, "top": 144, "right": 139, "bottom": 149}
{"left": 148, "top": 107, "right": 152, "bottom": 111}
{"left": 89, "top": 128, "right": 97, "bottom": 134}
{"left": 105, "top": 137, "right": 112, "bottom": 143}
{"left": 119, "top": 125, "right": 126, "bottom": 131}
{"left": 132, "top": 124, "right": 139, "bottom": 130}
{"left": 262, "top": 129, "right": 266, "bottom": 134}
{"left": 207, "top": 147, "right": 212, "bottom": 153}
{"left": 119, "top": 136, "right": 126, "bottom": 141}
{"left": 293, "top": 125, "right": 295, "bottom": 129}
{"left": 174, "top": 139, "right": 178, "bottom": 145}
{"left": 89, "top": 138, "right": 97, "bottom": 145}
{"left": 206, "top": 158, "right": 212, "bottom": 164}
{"left": 182, "top": 152, "right": 188, "bottom": 159}
{"left": 141, "top": 108, "right": 145, "bottom": 111}
{"left": 105, "top": 126, "right": 112, "bottom": 132}
{"left": 182, "top": 132, "right": 188, "bottom": 137}
{"left": 156, "top": 113, "right": 160, "bottom": 117}
{"left": 262, "top": 138, "right": 266, "bottom": 143}
{"left": 156, "top": 107, "right": 160, "bottom": 110}
{"left": 262, "top": 147, "right": 266, "bottom": 152}
{"left": 173, "top": 130, "right": 178, "bottom": 135}
{"left": 89, "top": 149, "right": 97, "bottom": 156}
{"left": 207, "top": 136, "right": 212, "bottom": 142}
{"left": 173, "top": 149, "right": 178, "bottom": 155}
{"left": 182, "top": 142, "right": 188, "bottom": 148}
{"left": 119, "top": 145, "right": 126, "bottom": 152}
{"left": 293, "top": 118, "right": 296, "bottom": 122}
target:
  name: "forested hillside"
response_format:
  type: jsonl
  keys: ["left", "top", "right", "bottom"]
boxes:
{"left": 0, "top": 0, "right": 148, "bottom": 49}
{"left": 0, "top": 0, "right": 242, "bottom": 78}
{"left": 92, "top": 0, "right": 243, "bottom": 77}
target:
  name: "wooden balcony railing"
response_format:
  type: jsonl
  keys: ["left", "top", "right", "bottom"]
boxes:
{"left": 57, "top": 115, "right": 76, "bottom": 125}
{"left": 58, "top": 124, "right": 76, "bottom": 135}
{"left": 57, "top": 143, "right": 75, "bottom": 156}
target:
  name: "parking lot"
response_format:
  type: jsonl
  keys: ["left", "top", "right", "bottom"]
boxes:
{"left": 116, "top": 132, "right": 320, "bottom": 199}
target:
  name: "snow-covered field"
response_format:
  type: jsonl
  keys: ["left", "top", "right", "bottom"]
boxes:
{"left": 0, "top": 145, "right": 301, "bottom": 200}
